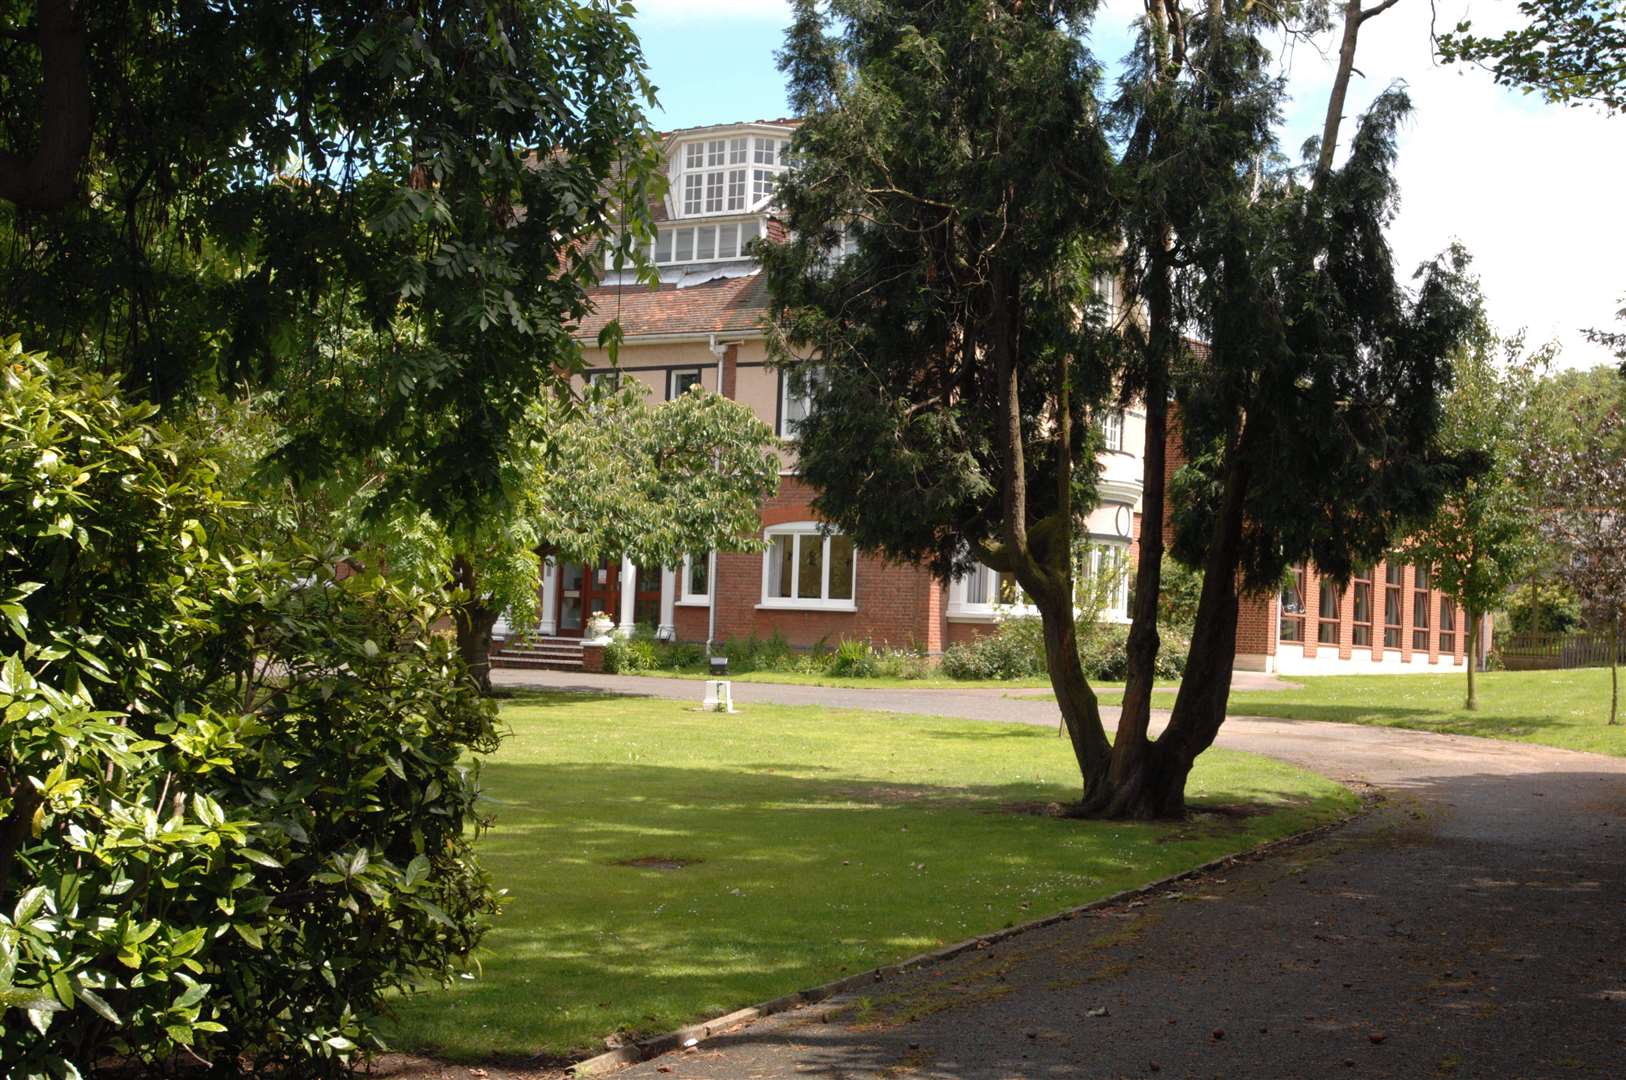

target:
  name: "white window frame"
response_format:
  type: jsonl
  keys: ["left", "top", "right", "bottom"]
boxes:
{"left": 1084, "top": 540, "right": 1131, "bottom": 622}
{"left": 673, "top": 135, "right": 789, "bottom": 220}
{"left": 1099, "top": 409, "right": 1125, "bottom": 453}
{"left": 947, "top": 563, "right": 1035, "bottom": 622}
{"left": 759, "top": 523, "right": 857, "bottom": 611}
{"left": 679, "top": 553, "right": 711, "bottom": 606}
{"left": 668, "top": 367, "right": 704, "bottom": 400}
{"left": 605, "top": 217, "right": 765, "bottom": 270}
{"left": 779, "top": 365, "right": 823, "bottom": 439}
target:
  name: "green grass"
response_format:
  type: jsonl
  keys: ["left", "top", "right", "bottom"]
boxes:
{"left": 1224, "top": 668, "right": 1625, "bottom": 756}
{"left": 620, "top": 666, "right": 1058, "bottom": 690}
{"left": 383, "top": 691, "right": 1356, "bottom": 1062}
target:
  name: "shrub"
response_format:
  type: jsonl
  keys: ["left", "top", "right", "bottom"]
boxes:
{"left": 722, "top": 630, "right": 795, "bottom": 673}
{"left": 941, "top": 615, "right": 1187, "bottom": 682}
{"left": 830, "top": 638, "right": 879, "bottom": 677}
{"left": 602, "top": 634, "right": 658, "bottom": 673}
{"left": 940, "top": 618, "right": 1048, "bottom": 680}
{"left": 0, "top": 344, "right": 501, "bottom": 1077}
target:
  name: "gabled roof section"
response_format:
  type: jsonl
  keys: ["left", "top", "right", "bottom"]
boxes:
{"left": 574, "top": 272, "right": 772, "bottom": 342}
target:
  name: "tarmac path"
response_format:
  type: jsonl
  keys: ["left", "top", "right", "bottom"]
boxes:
{"left": 489, "top": 669, "right": 1626, "bottom": 1079}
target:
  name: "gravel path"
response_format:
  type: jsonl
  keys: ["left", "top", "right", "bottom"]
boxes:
{"left": 483, "top": 670, "right": 1626, "bottom": 1079}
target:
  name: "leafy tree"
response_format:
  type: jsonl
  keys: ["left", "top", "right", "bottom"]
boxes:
{"left": 1408, "top": 334, "right": 1547, "bottom": 709}
{"left": 1526, "top": 403, "right": 1626, "bottom": 724}
{"left": 1, "top": 342, "right": 500, "bottom": 1076}
{"left": 1, "top": 1, "right": 662, "bottom": 684}
{"left": 763, "top": 0, "right": 1123, "bottom": 796}
{"left": 1438, "top": 0, "right": 1626, "bottom": 113}
{"left": 769, "top": 0, "right": 1478, "bottom": 818}
{"left": 348, "top": 383, "right": 781, "bottom": 693}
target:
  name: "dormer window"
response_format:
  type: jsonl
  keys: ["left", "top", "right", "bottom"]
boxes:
{"left": 676, "top": 132, "right": 791, "bottom": 218}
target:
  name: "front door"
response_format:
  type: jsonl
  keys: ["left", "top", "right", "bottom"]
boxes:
{"left": 555, "top": 558, "right": 622, "bottom": 637}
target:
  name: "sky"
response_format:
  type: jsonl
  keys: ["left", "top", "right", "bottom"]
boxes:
{"left": 629, "top": 0, "right": 1623, "bottom": 371}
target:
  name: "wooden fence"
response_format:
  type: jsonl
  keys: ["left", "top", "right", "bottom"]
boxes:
{"left": 1498, "top": 631, "right": 1624, "bottom": 671}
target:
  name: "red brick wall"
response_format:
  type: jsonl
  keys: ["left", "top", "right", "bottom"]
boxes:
{"left": 701, "top": 476, "right": 942, "bottom": 651}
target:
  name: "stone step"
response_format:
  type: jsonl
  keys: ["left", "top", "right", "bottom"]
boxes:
{"left": 491, "top": 655, "right": 584, "bottom": 671}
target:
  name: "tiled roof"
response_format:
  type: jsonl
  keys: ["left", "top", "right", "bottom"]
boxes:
{"left": 657, "top": 118, "right": 800, "bottom": 139}
{"left": 574, "top": 272, "right": 772, "bottom": 341}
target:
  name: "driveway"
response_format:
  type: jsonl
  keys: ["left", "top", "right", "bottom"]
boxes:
{"left": 491, "top": 669, "right": 1626, "bottom": 1078}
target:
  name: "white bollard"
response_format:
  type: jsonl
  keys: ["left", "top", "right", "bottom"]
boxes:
{"left": 701, "top": 679, "right": 735, "bottom": 714}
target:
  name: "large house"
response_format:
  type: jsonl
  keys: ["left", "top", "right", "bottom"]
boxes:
{"left": 491, "top": 118, "right": 1485, "bottom": 677}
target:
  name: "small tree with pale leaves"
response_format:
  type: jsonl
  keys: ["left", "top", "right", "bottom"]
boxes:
{"left": 1527, "top": 407, "right": 1626, "bottom": 724}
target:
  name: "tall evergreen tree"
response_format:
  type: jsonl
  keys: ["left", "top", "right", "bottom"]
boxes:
{"left": 769, "top": 0, "right": 1479, "bottom": 817}
{"left": 763, "top": 0, "right": 1123, "bottom": 790}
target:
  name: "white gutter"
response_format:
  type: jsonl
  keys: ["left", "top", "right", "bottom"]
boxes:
{"left": 574, "top": 329, "right": 767, "bottom": 347}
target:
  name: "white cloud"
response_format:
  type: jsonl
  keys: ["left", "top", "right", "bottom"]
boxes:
{"left": 1091, "top": 0, "right": 1622, "bottom": 368}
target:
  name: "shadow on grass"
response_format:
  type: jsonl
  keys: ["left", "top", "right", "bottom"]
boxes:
{"left": 384, "top": 757, "right": 1342, "bottom": 1062}
{"left": 1225, "top": 700, "right": 1604, "bottom": 742}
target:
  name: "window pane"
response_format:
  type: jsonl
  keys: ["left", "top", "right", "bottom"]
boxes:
{"left": 683, "top": 174, "right": 703, "bottom": 215}
{"left": 1319, "top": 579, "right": 1340, "bottom": 620}
{"left": 754, "top": 137, "right": 775, "bottom": 164}
{"left": 717, "top": 224, "right": 738, "bottom": 259}
{"left": 1282, "top": 567, "right": 1306, "bottom": 614}
{"left": 696, "top": 226, "right": 716, "bottom": 260}
{"left": 964, "top": 565, "right": 989, "bottom": 605}
{"left": 1385, "top": 563, "right": 1403, "bottom": 586}
{"left": 727, "top": 168, "right": 746, "bottom": 210}
{"left": 654, "top": 229, "right": 674, "bottom": 263}
{"left": 670, "top": 369, "right": 702, "bottom": 399}
{"left": 687, "top": 555, "right": 708, "bottom": 597}
{"left": 769, "top": 536, "right": 793, "bottom": 598}
{"left": 1414, "top": 564, "right": 1431, "bottom": 590}
{"left": 1353, "top": 582, "right": 1371, "bottom": 623}
{"left": 741, "top": 218, "right": 761, "bottom": 245}
{"left": 729, "top": 137, "right": 747, "bottom": 164}
{"left": 707, "top": 139, "right": 724, "bottom": 166}
{"left": 705, "top": 172, "right": 723, "bottom": 212}
{"left": 685, "top": 142, "right": 703, "bottom": 168}
{"left": 827, "top": 535, "right": 854, "bottom": 600}
{"left": 797, "top": 535, "right": 823, "bottom": 599}
{"left": 674, "top": 228, "right": 694, "bottom": 261}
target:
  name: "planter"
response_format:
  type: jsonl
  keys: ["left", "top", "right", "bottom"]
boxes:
{"left": 586, "top": 614, "right": 616, "bottom": 640}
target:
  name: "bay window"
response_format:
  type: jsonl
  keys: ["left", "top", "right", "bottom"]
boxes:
{"left": 762, "top": 525, "right": 855, "bottom": 608}
{"left": 676, "top": 135, "right": 789, "bottom": 218}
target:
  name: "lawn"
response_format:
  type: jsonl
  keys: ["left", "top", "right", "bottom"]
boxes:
{"left": 1224, "top": 668, "right": 1626, "bottom": 756}
{"left": 383, "top": 691, "right": 1357, "bottom": 1062}
{"left": 624, "top": 666, "right": 1059, "bottom": 690}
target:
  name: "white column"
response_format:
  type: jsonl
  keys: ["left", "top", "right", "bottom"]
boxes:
{"left": 619, "top": 555, "right": 637, "bottom": 634}
{"left": 538, "top": 558, "right": 558, "bottom": 636}
{"left": 658, "top": 566, "right": 678, "bottom": 641}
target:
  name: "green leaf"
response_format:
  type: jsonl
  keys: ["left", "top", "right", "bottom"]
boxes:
{"left": 238, "top": 848, "right": 282, "bottom": 869}
{"left": 76, "top": 985, "right": 122, "bottom": 1026}
{"left": 232, "top": 923, "right": 263, "bottom": 950}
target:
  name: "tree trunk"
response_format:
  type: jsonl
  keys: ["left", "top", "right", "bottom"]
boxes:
{"left": 0, "top": 2, "right": 93, "bottom": 212}
{"left": 1108, "top": 259, "right": 1172, "bottom": 803}
{"left": 1316, "top": 0, "right": 1405, "bottom": 179}
{"left": 0, "top": 784, "right": 43, "bottom": 904}
{"left": 450, "top": 554, "right": 498, "bottom": 696}
{"left": 983, "top": 261, "right": 1113, "bottom": 798}
{"left": 1611, "top": 620, "right": 1620, "bottom": 726}
{"left": 1097, "top": 449, "right": 1252, "bottom": 819}
{"left": 1465, "top": 611, "right": 1479, "bottom": 711}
